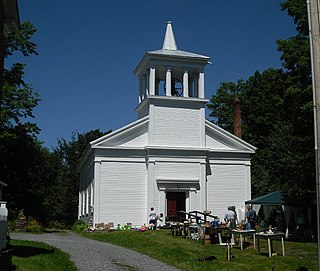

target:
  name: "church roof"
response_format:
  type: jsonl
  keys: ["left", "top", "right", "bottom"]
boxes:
{"left": 147, "top": 21, "right": 210, "bottom": 60}
{"left": 147, "top": 48, "right": 210, "bottom": 60}
{"left": 134, "top": 21, "right": 210, "bottom": 75}
{"left": 86, "top": 116, "right": 255, "bottom": 154}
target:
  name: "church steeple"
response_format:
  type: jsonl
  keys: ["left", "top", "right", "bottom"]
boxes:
{"left": 134, "top": 21, "right": 211, "bottom": 105}
{"left": 162, "top": 21, "right": 177, "bottom": 51}
{"left": 134, "top": 22, "right": 211, "bottom": 147}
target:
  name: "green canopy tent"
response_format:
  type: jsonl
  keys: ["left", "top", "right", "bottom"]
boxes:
{"left": 245, "top": 191, "right": 310, "bottom": 238}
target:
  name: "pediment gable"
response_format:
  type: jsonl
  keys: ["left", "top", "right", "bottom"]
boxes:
{"left": 91, "top": 116, "right": 149, "bottom": 148}
{"left": 205, "top": 120, "right": 256, "bottom": 153}
{"left": 89, "top": 117, "right": 255, "bottom": 152}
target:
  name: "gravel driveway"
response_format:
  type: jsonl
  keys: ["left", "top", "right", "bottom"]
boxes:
{"left": 10, "top": 231, "right": 181, "bottom": 271}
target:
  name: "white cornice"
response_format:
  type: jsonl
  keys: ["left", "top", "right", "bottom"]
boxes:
{"left": 145, "top": 145, "right": 209, "bottom": 152}
{"left": 136, "top": 95, "right": 208, "bottom": 113}
{"left": 90, "top": 116, "right": 149, "bottom": 146}
{"left": 205, "top": 119, "right": 256, "bottom": 153}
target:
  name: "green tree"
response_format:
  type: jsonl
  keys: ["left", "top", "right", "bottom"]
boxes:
{"left": 1, "top": 21, "right": 39, "bottom": 136}
{"left": 2, "top": 133, "right": 53, "bottom": 221}
{"left": 207, "top": 80, "right": 245, "bottom": 133}
{"left": 207, "top": 0, "right": 314, "bottom": 201}
{"left": 0, "top": 21, "right": 52, "bottom": 222}
{"left": 44, "top": 129, "right": 110, "bottom": 226}
{"left": 270, "top": 0, "right": 313, "bottom": 199}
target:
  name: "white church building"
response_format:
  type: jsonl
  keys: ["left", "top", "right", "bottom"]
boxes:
{"left": 78, "top": 22, "right": 256, "bottom": 227}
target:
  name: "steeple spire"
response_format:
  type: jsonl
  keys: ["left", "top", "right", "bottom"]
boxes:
{"left": 162, "top": 21, "right": 177, "bottom": 51}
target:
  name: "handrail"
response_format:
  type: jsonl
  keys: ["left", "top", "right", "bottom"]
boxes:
{"left": 177, "top": 210, "right": 219, "bottom": 224}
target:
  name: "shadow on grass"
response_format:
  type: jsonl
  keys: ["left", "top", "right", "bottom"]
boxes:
{"left": 44, "top": 229, "right": 68, "bottom": 233}
{"left": 10, "top": 244, "right": 54, "bottom": 258}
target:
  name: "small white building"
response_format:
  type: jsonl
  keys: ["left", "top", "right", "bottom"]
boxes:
{"left": 78, "top": 22, "right": 256, "bottom": 227}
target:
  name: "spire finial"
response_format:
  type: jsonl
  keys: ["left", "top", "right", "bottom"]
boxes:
{"left": 162, "top": 21, "right": 177, "bottom": 51}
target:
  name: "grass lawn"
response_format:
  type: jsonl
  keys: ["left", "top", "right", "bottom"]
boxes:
{"left": 82, "top": 229, "right": 318, "bottom": 271}
{"left": 10, "top": 239, "right": 77, "bottom": 271}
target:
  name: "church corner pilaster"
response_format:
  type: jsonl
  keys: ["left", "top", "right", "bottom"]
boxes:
{"left": 200, "top": 161, "right": 207, "bottom": 211}
{"left": 147, "top": 160, "right": 155, "bottom": 214}
{"left": 93, "top": 160, "right": 101, "bottom": 225}
{"left": 148, "top": 104, "right": 154, "bottom": 145}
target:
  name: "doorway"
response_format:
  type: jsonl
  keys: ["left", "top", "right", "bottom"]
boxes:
{"left": 166, "top": 192, "right": 186, "bottom": 221}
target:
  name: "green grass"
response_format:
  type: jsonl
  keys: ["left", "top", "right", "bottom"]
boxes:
{"left": 82, "top": 229, "right": 318, "bottom": 271}
{"left": 10, "top": 239, "right": 77, "bottom": 271}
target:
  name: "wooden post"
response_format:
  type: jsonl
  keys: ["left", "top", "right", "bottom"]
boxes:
{"left": 0, "top": 0, "right": 5, "bottom": 119}
{"left": 307, "top": 0, "right": 320, "bottom": 269}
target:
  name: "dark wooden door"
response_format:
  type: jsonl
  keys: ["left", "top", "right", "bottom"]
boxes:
{"left": 166, "top": 192, "right": 186, "bottom": 220}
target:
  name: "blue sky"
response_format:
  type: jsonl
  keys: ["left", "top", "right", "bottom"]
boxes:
{"left": 11, "top": 1, "right": 297, "bottom": 149}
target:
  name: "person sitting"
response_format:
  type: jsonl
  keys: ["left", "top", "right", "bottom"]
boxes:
{"left": 157, "top": 213, "right": 165, "bottom": 229}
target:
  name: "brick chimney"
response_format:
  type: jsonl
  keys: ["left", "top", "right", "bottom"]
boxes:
{"left": 233, "top": 97, "right": 241, "bottom": 138}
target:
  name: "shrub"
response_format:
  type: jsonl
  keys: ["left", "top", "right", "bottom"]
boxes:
{"left": 48, "top": 220, "right": 67, "bottom": 230}
{"left": 26, "top": 217, "right": 44, "bottom": 233}
{"left": 7, "top": 220, "right": 16, "bottom": 231}
{"left": 71, "top": 220, "right": 88, "bottom": 232}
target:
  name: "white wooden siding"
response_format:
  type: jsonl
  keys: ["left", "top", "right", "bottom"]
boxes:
{"left": 88, "top": 185, "right": 92, "bottom": 210}
{"left": 99, "top": 162, "right": 147, "bottom": 225}
{"left": 153, "top": 184, "right": 160, "bottom": 213}
{"left": 155, "top": 162, "right": 200, "bottom": 180}
{"left": 153, "top": 106, "right": 201, "bottom": 147}
{"left": 206, "top": 163, "right": 247, "bottom": 221}
{"left": 120, "top": 131, "right": 147, "bottom": 146}
{"left": 99, "top": 124, "right": 148, "bottom": 147}
{"left": 195, "top": 191, "right": 201, "bottom": 211}
{"left": 205, "top": 134, "right": 233, "bottom": 150}
{"left": 85, "top": 187, "right": 88, "bottom": 214}
{"left": 79, "top": 192, "right": 83, "bottom": 217}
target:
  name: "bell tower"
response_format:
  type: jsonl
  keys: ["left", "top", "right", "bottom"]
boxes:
{"left": 135, "top": 21, "right": 210, "bottom": 103}
{"left": 134, "top": 21, "right": 211, "bottom": 147}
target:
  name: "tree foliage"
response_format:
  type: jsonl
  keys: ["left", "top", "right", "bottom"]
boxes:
{"left": 1, "top": 22, "right": 40, "bottom": 136}
{"left": 207, "top": 0, "right": 314, "bottom": 201}
{"left": 0, "top": 21, "right": 48, "bottom": 221}
{"left": 5, "top": 21, "right": 38, "bottom": 57}
{"left": 1, "top": 133, "right": 53, "bottom": 221}
{"left": 44, "top": 129, "right": 110, "bottom": 226}
{"left": 1, "top": 21, "right": 112, "bottom": 226}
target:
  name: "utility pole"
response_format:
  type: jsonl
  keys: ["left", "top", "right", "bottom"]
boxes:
{"left": 307, "top": 0, "right": 320, "bottom": 270}
{"left": 0, "top": 0, "right": 5, "bottom": 115}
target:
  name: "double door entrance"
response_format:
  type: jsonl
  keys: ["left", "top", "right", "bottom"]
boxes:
{"left": 166, "top": 192, "right": 186, "bottom": 221}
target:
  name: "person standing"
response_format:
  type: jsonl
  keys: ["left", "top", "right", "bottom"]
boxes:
{"left": 224, "top": 206, "right": 237, "bottom": 229}
{"left": 149, "top": 207, "right": 157, "bottom": 229}
{"left": 246, "top": 205, "right": 256, "bottom": 230}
